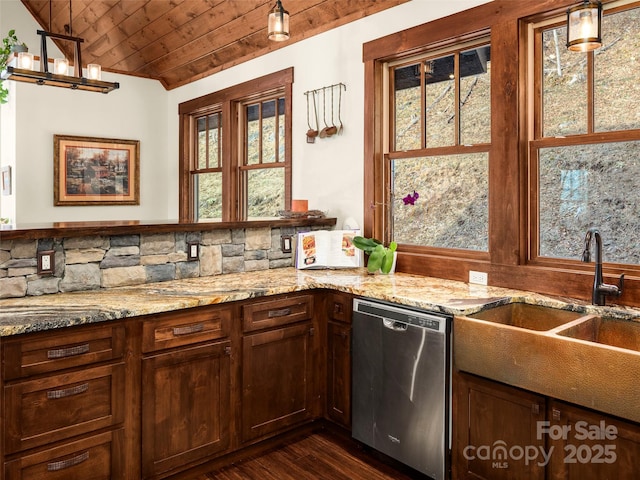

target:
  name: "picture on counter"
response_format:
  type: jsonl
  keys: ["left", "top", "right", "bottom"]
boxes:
{"left": 53, "top": 134, "right": 140, "bottom": 206}
{"left": 1, "top": 166, "right": 10, "bottom": 195}
{"left": 296, "top": 229, "right": 361, "bottom": 270}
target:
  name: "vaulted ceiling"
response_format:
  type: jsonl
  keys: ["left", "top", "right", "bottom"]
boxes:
{"left": 20, "top": 0, "right": 409, "bottom": 90}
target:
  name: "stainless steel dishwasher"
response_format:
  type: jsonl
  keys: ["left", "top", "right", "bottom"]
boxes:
{"left": 352, "top": 298, "right": 451, "bottom": 480}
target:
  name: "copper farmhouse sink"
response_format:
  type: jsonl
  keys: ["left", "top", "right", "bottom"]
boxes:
{"left": 557, "top": 315, "right": 640, "bottom": 352}
{"left": 468, "top": 302, "right": 582, "bottom": 331}
{"left": 455, "top": 305, "right": 640, "bottom": 423}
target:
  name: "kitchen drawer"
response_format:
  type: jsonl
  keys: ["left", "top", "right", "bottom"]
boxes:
{"left": 4, "top": 429, "right": 124, "bottom": 480}
{"left": 142, "top": 305, "right": 232, "bottom": 353}
{"left": 3, "top": 324, "right": 125, "bottom": 381}
{"left": 242, "top": 294, "right": 314, "bottom": 332}
{"left": 326, "top": 292, "right": 352, "bottom": 324}
{"left": 4, "top": 363, "right": 125, "bottom": 454}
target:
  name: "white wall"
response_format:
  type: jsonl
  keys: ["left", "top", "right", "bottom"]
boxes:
{"left": 1, "top": 0, "right": 168, "bottom": 224}
{"left": 2, "top": 0, "right": 492, "bottom": 227}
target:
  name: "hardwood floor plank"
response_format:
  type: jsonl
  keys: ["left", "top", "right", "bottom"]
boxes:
{"left": 196, "top": 431, "right": 422, "bottom": 480}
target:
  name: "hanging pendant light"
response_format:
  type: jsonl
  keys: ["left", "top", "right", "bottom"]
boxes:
{"left": 566, "top": 0, "right": 603, "bottom": 52}
{"left": 268, "top": 0, "right": 290, "bottom": 42}
{"left": 1, "top": 0, "right": 118, "bottom": 93}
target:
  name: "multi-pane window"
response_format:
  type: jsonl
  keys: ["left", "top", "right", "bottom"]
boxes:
{"left": 532, "top": 4, "right": 640, "bottom": 264}
{"left": 193, "top": 111, "right": 222, "bottom": 220}
{"left": 387, "top": 42, "right": 491, "bottom": 251}
{"left": 179, "top": 69, "right": 292, "bottom": 222}
{"left": 242, "top": 97, "right": 286, "bottom": 219}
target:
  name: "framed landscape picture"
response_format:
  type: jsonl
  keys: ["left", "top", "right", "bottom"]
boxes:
{"left": 54, "top": 134, "right": 140, "bottom": 206}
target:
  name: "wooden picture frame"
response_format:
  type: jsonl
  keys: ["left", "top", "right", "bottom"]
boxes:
{"left": 54, "top": 134, "right": 140, "bottom": 206}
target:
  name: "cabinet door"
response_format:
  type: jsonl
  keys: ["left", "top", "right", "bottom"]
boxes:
{"left": 326, "top": 321, "right": 351, "bottom": 427}
{"left": 546, "top": 400, "right": 640, "bottom": 480}
{"left": 453, "top": 372, "right": 546, "bottom": 480}
{"left": 141, "top": 341, "right": 231, "bottom": 478}
{"left": 242, "top": 322, "right": 314, "bottom": 442}
{"left": 326, "top": 292, "right": 352, "bottom": 324}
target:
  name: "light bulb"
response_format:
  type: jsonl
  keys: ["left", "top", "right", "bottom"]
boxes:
{"left": 54, "top": 58, "right": 69, "bottom": 75}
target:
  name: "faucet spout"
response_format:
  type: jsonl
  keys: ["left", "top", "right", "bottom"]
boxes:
{"left": 581, "top": 227, "right": 624, "bottom": 306}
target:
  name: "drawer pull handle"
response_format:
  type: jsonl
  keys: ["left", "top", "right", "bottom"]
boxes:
{"left": 47, "top": 383, "right": 89, "bottom": 399}
{"left": 268, "top": 308, "right": 292, "bottom": 318}
{"left": 47, "top": 451, "right": 89, "bottom": 471}
{"left": 47, "top": 343, "right": 90, "bottom": 359}
{"left": 172, "top": 323, "right": 204, "bottom": 336}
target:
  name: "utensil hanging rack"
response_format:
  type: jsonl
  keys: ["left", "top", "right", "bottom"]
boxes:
{"left": 303, "top": 83, "right": 346, "bottom": 142}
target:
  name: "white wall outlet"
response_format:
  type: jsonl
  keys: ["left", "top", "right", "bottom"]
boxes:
{"left": 187, "top": 242, "right": 199, "bottom": 261}
{"left": 469, "top": 270, "right": 488, "bottom": 285}
{"left": 37, "top": 250, "right": 55, "bottom": 275}
{"left": 281, "top": 235, "right": 293, "bottom": 253}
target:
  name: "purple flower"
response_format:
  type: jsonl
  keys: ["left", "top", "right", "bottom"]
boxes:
{"left": 402, "top": 190, "right": 419, "bottom": 205}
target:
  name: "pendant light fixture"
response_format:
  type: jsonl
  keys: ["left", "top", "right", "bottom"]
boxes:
{"left": 268, "top": 0, "right": 290, "bottom": 42}
{"left": 1, "top": 0, "right": 119, "bottom": 93}
{"left": 566, "top": 0, "right": 603, "bottom": 52}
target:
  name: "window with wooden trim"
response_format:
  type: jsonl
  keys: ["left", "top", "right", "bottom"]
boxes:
{"left": 385, "top": 41, "right": 491, "bottom": 252}
{"left": 530, "top": 3, "right": 640, "bottom": 266}
{"left": 179, "top": 68, "right": 292, "bottom": 222}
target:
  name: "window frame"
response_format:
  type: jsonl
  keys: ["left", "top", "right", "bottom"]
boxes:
{"left": 384, "top": 40, "right": 492, "bottom": 257}
{"left": 363, "top": 0, "right": 640, "bottom": 307}
{"left": 527, "top": 2, "right": 640, "bottom": 276}
{"left": 178, "top": 68, "right": 293, "bottom": 222}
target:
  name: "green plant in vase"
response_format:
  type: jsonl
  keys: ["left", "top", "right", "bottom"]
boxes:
{"left": 353, "top": 236, "right": 398, "bottom": 274}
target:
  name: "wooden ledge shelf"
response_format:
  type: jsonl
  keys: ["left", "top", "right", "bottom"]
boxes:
{"left": 0, "top": 217, "right": 337, "bottom": 241}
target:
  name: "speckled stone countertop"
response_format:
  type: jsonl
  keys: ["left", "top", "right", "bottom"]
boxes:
{"left": 1, "top": 267, "right": 639, "bottom": 336}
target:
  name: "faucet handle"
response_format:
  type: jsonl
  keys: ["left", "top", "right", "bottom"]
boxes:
{"left": 616, "top": 274, "right": 625, "bottom": 297}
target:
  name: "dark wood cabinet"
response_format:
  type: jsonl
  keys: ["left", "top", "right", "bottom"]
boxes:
{"left": 140, "top": 306, "right": 233, "bottom": 479}
{"left": 241, "top": 294, "right": 316, "bottom": 443}
{"left": 1, "top": 323, "right": 126, "bottom": 480}
{"left": 4, "top": 430, "right": 124, "bottom": 480}
{"left": 453, "top": 371, "right": 546, "bottom": 480}
{"left": 141, "top": 340, "right": 232, "bottom": 478}
{"left": 546, "top": 400, "right": 640, "bottom": 480}
{"left": 325, "top": 292, "right": 352, "bottom": 428}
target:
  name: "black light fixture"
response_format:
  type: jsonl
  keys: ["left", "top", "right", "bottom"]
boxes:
{"left": 567, "top": 0, "right": 603, "bottom": 52}
{"left": 268, "top": 0, "right": 290, "bottom": 42}
{"left": 0, "top": 0, "right": 119, "bottom": 93}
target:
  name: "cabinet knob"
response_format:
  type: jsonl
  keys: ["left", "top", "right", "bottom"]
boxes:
{"left": 532, "top": 403, "right": 540, "bottom": 415}
{"left": 552, "top": 408, "right": 561, "bottom": 421}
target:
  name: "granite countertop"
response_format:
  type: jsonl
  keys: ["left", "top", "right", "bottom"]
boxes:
{"left": 1, "top": 267, "right": 639, "bottom": 336}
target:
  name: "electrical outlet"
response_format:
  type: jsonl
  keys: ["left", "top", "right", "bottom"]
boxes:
{"left": 469, "top": 270, "right": 488, "bottom": 285}
{"left": 187, "top": 242, "right": 199, "bottom": 261}
{"left": 37, "top": 250, "right": 55, "bottom": 275}
{"left": 281, "top": 235, "right": 293, "bottom": 253}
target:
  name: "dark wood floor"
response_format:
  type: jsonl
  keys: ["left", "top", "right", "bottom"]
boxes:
{"left": 187, "top": 431, "right": 424, "bottom": 480}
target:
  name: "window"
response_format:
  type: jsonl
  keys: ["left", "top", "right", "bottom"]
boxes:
{"left": 179, "top": 68, "right": 292, "bottom": 222}
{"left": 386, "top": 42, "right": 491, "bottom": 252}
{"left": 531, "top": 4, "right": 640, "bottom": 265}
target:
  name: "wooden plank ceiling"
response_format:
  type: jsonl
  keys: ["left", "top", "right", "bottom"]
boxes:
{"left": 20, "top": 0, "right": 409, "bottom": 90}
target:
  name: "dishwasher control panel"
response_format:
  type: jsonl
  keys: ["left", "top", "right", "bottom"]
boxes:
{"left": 353, "top": 298, "right": 449, "bottom": 333}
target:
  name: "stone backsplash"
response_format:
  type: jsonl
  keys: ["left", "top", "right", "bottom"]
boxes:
{"left": 0, "top": 226, "right": 318, "bottom": 299}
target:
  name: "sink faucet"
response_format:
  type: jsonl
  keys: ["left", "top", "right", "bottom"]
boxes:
{"left": 581, "top": 227, "right": 624, "bottom": 306}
